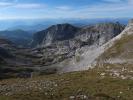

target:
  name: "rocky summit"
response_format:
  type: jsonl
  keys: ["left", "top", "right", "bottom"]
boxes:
{"left": 31, "top": 23, "right": 80, "bottom": 47}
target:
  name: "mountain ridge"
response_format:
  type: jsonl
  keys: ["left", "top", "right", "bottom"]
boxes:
{"left": 31, "top": 22, "right": 125, "bottom": 47}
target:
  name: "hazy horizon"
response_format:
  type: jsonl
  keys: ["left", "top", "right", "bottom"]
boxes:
{"left": 0, "top": 17, "right": 130, "bottom": 31}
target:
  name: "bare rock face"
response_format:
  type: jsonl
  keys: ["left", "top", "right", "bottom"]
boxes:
{"left": 76, "top": 22, "right": 125, "bottom": 46}
{"left": 31, "top": 23, "right": 80, "bottom": 47}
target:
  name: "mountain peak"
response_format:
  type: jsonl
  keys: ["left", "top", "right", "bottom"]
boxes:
{"left": 47, "top": 23, "right": 79, "bottom": 32}
{"left": 31, "top": 23, "right": 80, "bottom": 46}
{"left": 51, "top": 23, "right": 74, "bottom": 27}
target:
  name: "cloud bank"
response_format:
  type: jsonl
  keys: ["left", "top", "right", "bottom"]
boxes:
{"left": 0, "top": 0, "right": 132, "bottom": 19}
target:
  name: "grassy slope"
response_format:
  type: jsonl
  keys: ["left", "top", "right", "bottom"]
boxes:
{"left": 0, "top": 68, "right": 133, "bottom": 100}
{"left": 96, "top": 34, "right": 133, "bottom": 75}
{"left": 98, "top": 34, "right": 133, "bottom": 60}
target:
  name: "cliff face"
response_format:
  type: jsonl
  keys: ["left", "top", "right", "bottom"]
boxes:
{"left": 31, "top": 24, "right": 80, "bottom": 47}
{"left": 76, "top": 22, "right": 125, "bottom": 46}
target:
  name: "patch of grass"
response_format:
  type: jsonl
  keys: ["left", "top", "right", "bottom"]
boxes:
{"left": 0, "top": 69, "right": 133, "bottom": 100}
{"left": 0, "top": 96, "right": 13, "bottom": 100}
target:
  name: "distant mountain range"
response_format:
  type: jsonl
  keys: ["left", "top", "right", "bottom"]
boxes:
{"left": 0, "top": 18, "right": 130, "bottom": 32}
{"left": 0, "top": 30, "right": 32, "bottom": 47}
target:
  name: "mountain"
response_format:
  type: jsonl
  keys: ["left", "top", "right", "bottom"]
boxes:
{"left": 0, "top": 30, "right": 33, "bottom": 47}
{"left": 76, "top": 22, "right": 125, "bottom": 46}
{"left": 32, "top": 22, "right": 125, "bottom": 47}
{"left": 31, "top": 23, "right": 80, "bottom": 47}
{"left": 29, "top": 22, "right": 125, "bottom": 72}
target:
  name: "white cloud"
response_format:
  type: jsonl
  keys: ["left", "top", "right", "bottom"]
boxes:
{"left": 0, "top": 1, "right": 45, "bottom": 9}
{"left": 14, "top": 3, "right": 44, "bottom": 9}
{"left": 56, "top": 6, "right": 72, "bottom": 10}
{"left": 0, "top": 2, "right": 12, "bottom": 7}
{"left": 0, "top": 0, "right": 133, "bottom": 19}
{"left": 0, "top": 0, "right": 18, "bottom": 2}
{"left": 51, "top": 0, "right": 133, "bottom": 19}
{"left": 102, "top": 0, "right": 123, "bottom": 3}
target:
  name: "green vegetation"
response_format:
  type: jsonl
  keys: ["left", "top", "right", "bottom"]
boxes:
{"left": 100, "top": 34, "right": 133, "bottom": 59}
{"left": 0, "top": 96, "right": 12, "bottom": 100}
{"left": 0, "top": 68, "right": 133, "bottom": 100}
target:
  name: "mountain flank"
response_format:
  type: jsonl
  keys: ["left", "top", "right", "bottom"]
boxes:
{"left": 0, "top": 30, "right": 32, "bottom": 47}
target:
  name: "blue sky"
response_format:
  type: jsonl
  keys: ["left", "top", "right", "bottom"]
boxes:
{"left": 0, "top": 0, "right": 132, "bottom": 19}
